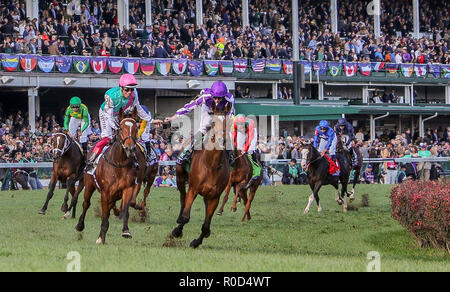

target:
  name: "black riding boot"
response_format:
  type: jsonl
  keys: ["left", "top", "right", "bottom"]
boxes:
{"left": 81, "top": 142, "right": 88, "bottom": 158}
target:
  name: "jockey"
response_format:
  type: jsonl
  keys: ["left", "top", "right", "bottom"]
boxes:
{"left": 164, "top": 81, "right": 235, "bottom": 166}
{"left": 86, "top": 73, "right": 162, "bottom": 171}
{"left": 232, "top": 114, "right": 258, "bottom": 162}
{"left": 64, "top": 96, "right": 90, "bottom": 156}
{"left": 313, "top": 120, "right": 339, "bottom": 175}
{"left": 334, "top": 117, "right": 358, "bottom": 166}
{"left": 137, "top": 105, "right": 157, "bottom": 162}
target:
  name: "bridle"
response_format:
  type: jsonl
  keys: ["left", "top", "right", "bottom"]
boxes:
{"left": 52, "top": 133, "right": 72, "bottom": 159}
{"left": 103, "top": 117, "right": 137, "bottom": 169}
{"left": 301, "top": 144, "right": 322, "bottom": 170}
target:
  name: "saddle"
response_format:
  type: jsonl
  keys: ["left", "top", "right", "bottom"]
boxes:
{"left": 324, "top": 154, "right": 340, "bottom": 176}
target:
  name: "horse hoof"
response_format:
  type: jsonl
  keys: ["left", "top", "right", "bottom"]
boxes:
{"left": 304, "top": 209, "right": 310, "bottom": 214}
{"left": 122, "top": 231, "right": 132, "bottom": 239}
{"left": 113, "top": 209, "right": 120, "bottom": 217}
{"left": 62, "top": 212, "right": 71, "bottom": 220}
{"left": 217, "top": 211, "right": 223, "bottom": 216}
{"left": 337, "top": 200, "right": 343, "bottom": 205}
{"left": 96, "top": 237, "right": 104, "bottom": 244}
{"left": 231, "top": 208, "right": 237, "bottom": 212}
{"left": 61, "top": 205, "right": 68, "bottom": 213}
{"left": 75, "top": 224, "right": 84, "bottom": 232}
{"left": 318, "top": 207, "right": 323, "bottom": 213}
{"left": 171, "top": 227, "right": 183, "bottom": 239}
{"left": 38, "top": 209, "right": 46, "bottom": 215}
{"left": 189, "top": 239, "right": 201, "bottom": 248}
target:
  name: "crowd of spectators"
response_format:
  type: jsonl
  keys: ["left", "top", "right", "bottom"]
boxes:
{"left": 0, "top": 106, "right": 448, "bottom": 190}
{"left": 0, "top": 0, "right": 448, "bottom": 64}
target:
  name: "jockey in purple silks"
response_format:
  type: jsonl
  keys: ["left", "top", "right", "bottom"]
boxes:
{"left": 164, "top": 81, "right": 235, "bottom": 166}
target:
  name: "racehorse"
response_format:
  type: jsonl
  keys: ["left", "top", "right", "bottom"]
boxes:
{"left": 75, "top": 107, "right": 144, "bottom": 244}
{"left": 38, "top": 132, "right": 85, "bottom": 218}
{"left": 171, "top": 103, "right": 231, "bottom": 248}
{"left": 217, "top": 151, "right": 262, "bottom": 221}
{"left": 336, "top": 133, "right": 363, "bottom": 202}
{"left": 300, "top": 141, "right": 351, "bottom": 213}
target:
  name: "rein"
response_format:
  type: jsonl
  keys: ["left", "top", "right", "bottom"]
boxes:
{"left": 103, "top": 117, "right": 137, "bottom": 169}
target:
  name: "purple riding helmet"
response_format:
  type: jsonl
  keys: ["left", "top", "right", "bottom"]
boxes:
{"left": 205, "top": 81, "right": 234, "bottom": 111}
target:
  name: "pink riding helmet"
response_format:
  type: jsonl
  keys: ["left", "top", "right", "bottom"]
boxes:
{"left": 119, "top": 74, "right": 138, "bottom": 88}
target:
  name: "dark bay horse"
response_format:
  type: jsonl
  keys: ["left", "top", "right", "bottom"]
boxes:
{"left": 217, "top": 151, "right": 262, "bottom": 221}
{"left": 171, "top": 104, "right": 231, "bottom": 248}
{"left": 75, "top": 107, "right": 143, "bottom": 244}
{"left": 336, "top": 133, "right": 363, "bottom": 202}
{"left": 300, "top": 142, "right": 351, "bottom": 213}
{"left": 38, "top": 132, "right": 85, "bottom": 217}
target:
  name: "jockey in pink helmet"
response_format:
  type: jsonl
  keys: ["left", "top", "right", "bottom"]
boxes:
{"left": 86, "top": 74, "right": 162, "bottom": 171}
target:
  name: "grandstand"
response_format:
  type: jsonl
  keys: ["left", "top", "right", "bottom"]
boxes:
{"left": 0, "top": 0, "right": 449, "bottom": 170}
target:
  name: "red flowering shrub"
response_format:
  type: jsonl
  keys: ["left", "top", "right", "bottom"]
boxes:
{"left": 391, "top": 180, "right": 450, "bottom": 252}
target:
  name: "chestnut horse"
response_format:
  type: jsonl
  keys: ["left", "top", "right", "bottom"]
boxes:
{"left": 75, "top": 107, "right": 144, "bottom": 244}
{"left": 171, "top": 104, "right": 231, "bottom": 248}
{"left": 300, "top": 141, "right": 351, "bottom": 213}
{"left": 38, "top": 132, "right": 85, "bottom": 218}
{"left": 217, "top": 151, "right": 262, "bottom": 221}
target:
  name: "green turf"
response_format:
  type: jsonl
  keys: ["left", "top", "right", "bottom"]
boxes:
{"left": 0, "top": 184, "right": 448, "bottom": 272}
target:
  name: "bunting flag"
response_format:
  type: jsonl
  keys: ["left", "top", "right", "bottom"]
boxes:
{"left": 90, "top": 57, "right": 107, "bottom": 74}
{"left": 233, "top": 59, "right": 247, "bottom": 73}
{"left": 156, "top": 59, "right": 172, "bottom": 76}
{"left": 313, "top": 62, "right": 327, "bottom": 75}
{"left": 19, "top": 55, "right": 37, "bottom": 72}
{"left": 371, "top": 62, "right": 385, "bottom": 72}
{"left": 140, "top": 59, "right": 155, "bottom": 76}
{"left": 282, "top": 60, "right": 293, "bottom": 74}
{"left": 108, "top": 58, "right": 123, "bottom": 74}
{"left": 328, "top": 62, "right": 342, "bottom": 77}
{"left": 265, "top": 60, "right": 282, "bottom": 72}
{"left": 73, "top": 56, "right": 89, "bottom": 73}
{"left": 123, "top": 58, "right": 140, "bottom": 74}
{"left": 204, "top": 60, "right": 219, "bottom": 76}
{"left": 251, "top": 59, "right": 265, "bottom": 72}
{"left": 1, "top": 55, "right": 19, "bottom": 72}
{"left": 400, "top": 64, "right": 414, "bottom": 77}
{"left": 55, "top": 56, "right": 72, "bottom": 73}
{"left": 428, "top": 64, "right": 441, "bottom": 78}
{"left": 414, "top": 64, "right": 427, "bottom": 77}
{"left": 172, "top": 59, "right": 187, "bottom": 75}
{"left": 188, "top": 60, "right": 203, "bottom": 76}
{"left": 443, "top": 66, "right": 450, "bottom": 78}
{"left": 37, "top": 56, "right": 55, "bottom": 73}
{"left": 299, "top": 61, "right": 312, "bottom": 74}
{"left": 219, "top": 60, "right": 234, "bottom": 75}
{"left": 344, "top": 63, "right": 357, "bottom": 77}
{"left": 386, "top": 63, "right": 399, "bottom": 74}
{"left": 359, "top": 63, "right": 372, "bottom": 76}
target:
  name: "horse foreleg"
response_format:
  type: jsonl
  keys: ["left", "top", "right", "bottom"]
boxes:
{"left": 240, "top": 189, "right": 249, "bottom": 222}
{"left": 172, "top": 188, "right": 197, "bottom": 239}
{"left": 231, "top": 183, "right": 244, "bottom": 212}
{"left": 121, "top": 187, "right": 135, "bottom": 239}
{"left": 305, "top": 183, "right": 322, "bottom": 213}
{"left": 175, "top": 168, "right": 188, "bottom": 225}
{"left": 63, "top": 177, "right": 84, "bottom": 219}
{"left": 190, "top": 196, "right": 220, "bottom": 249}
{"left": 96, "top": 193, "right": 114, "bottom": 244}
{"left": 341, "top": 183, "right": 349, "bottom": 213}
{"left": 217, "top": 180, "right": 232, "bottom": 215}
{"left": 39, "top": 174, "right": 57, "bottom": 215}
{"left": 139, "top": 165, "right": 158, "bottom": 212}
{"left": 75, "top": 176, "right": 95, "bottom": 232}
{"left": 61, "top": 175, "right": 76, "bottom": 213}
{"left": 350, "top": 166, "right": 361, "bottom": 202}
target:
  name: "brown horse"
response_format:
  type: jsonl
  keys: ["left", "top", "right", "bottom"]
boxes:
{"left": 217, "top": 151, "right": 262, "bottom": 221}
{"left": 38, "top": 132, "right": 85, "bottom": 218}
{"left": 75, "top": 107, "right": 144, "bottom": 244}
{"left": 171, "top": 104, "right": 231, "bottom": 248}
{"left": 336, "top": 133, "right": 363, "bottom": 202}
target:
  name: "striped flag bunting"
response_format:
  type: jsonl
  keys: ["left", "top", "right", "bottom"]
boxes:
{"left": 204, "top": 60, "right": 219, "bottom": 76}
{"left": 359, "top": 63, "right": 372, "bottom": 76}
{"left": 19, "top": 55, "right": 37, "bottom": 72}
{"left": 188, "top": 60, "right": 203, "bottom": 76}
{"left": 265, "top": 60, "right": 282, "bottom": 72}
{"left": 123, "top": 58, "right": 140, "bottom": 74}
{"left": 219, "top": 60, "right": 234, "bottom": 75}
{"left": 233, "top": 59, "right": 247, "bottom": 73}
{"left": 1, "top": 55, "right": 19, "bottom": 72}
{"left": 251, "top": 59, "right": 265, "bottom": 72}
{"left": 108, "top": 58, "right": 123, "bottom": 74}
{"left": 414, "top": 64, "right": 427, "bottom": 77}
{"left": 156, "top": 59, "right": 172, "bottom": 76}
{"left": 55, "top": 56, "right": 72, "bottom": 73}
{"left": 140, "top": 59, "right": 155, "bottom": 76}
{"left": 172, "top": 59, "right": 187, "bottom": 75}
{"left": 400, "top": 64, "right": 414, "bottom": 77}
{"left": 344, "top": 63, "right": 357, "bottom": 77}
{"left": 386, "top": 63, "right": 399, "bottom": 74}
{"left": 90, "top": 57, "right": 107, "bottom": 74}
{"left": 282, "top": 60, "right": 293, "bottom": 74}
{"left": 37, "top": 56, "right": 55, "bottom": 73}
